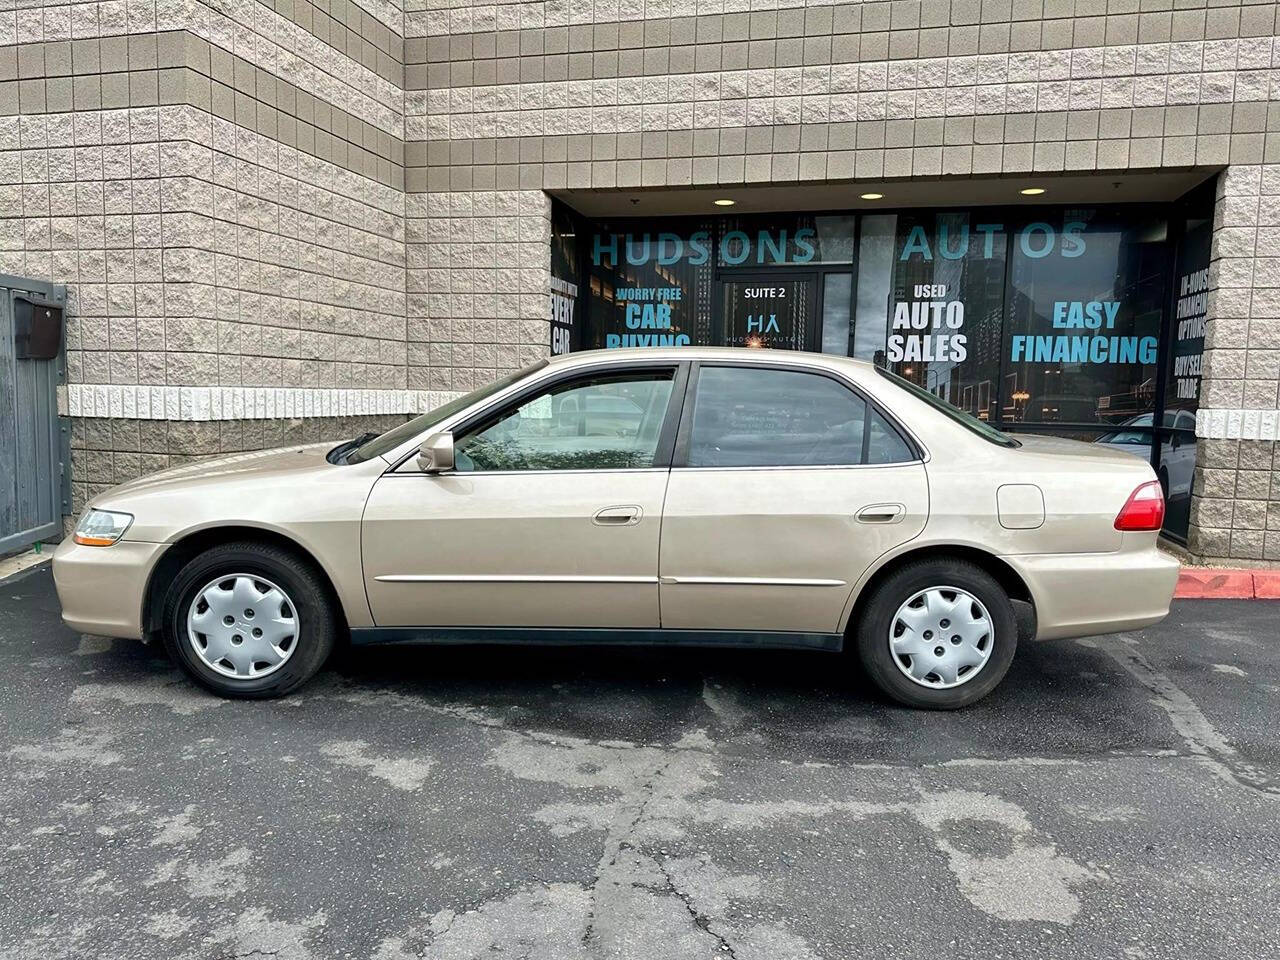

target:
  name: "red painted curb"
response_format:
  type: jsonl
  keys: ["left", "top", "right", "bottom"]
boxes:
{"left": 1253, "top": 572, "right": 1280, "bottom": 600}
{"left": 1174, "top": 568, "right": 1280, "bottom": 599}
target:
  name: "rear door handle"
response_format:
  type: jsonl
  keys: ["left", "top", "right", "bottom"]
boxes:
{"left": 856, "top": 503, "right": 905, "bottom": 524}
{"left": 593, "top": 505, "right": 642, "bottom": 526}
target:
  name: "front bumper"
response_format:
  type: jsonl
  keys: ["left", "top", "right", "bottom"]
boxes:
{"left": 1004, "top": 543, "right": 1180, "bottom": 641}
{"left": 52, "top": 538, "right": 168, "bottom": 640}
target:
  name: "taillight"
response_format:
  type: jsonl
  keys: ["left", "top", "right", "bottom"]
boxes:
{"left": 1114, "top": 480, "right": 1166, "bottom": 531}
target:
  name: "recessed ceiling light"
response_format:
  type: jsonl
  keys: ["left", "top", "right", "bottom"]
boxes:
{"left": 1020, "top": 187, "right": 1046, "bottom": 196}
{"left": 860, "top": 192, "right": 884, "bottom": 200}
{"left": 713, "top": 198, "right": 736, "bottom": 206}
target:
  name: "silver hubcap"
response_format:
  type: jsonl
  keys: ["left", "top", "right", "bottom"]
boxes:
{"left": 888, "top": 586, "right": 993, "bottom": 689}
{"left": 186, "top": 574, "right": 299, "bottom": 680}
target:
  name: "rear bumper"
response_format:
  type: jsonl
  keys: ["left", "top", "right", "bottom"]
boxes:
{"left": 52, "top": 538, "right": 168, "bottom": 640}
{"left": 1004, "top": 544, "right": 1180, "bottom": 641}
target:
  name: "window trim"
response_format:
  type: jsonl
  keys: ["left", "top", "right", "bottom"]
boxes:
{"left": 672, "top": 360, "right": 922, "bottom": 470}
{"left": 402, "top": 361, "right": 690, "bottom": 476}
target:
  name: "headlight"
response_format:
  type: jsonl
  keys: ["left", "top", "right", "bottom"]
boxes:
{"left": 74, "top": 509, "right": 133, "bottom": 546}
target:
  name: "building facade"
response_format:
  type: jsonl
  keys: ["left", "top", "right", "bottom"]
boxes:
{"left": 1, "top": 0, "right": 1278, "bottom": 561}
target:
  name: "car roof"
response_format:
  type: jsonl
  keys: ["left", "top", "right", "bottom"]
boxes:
{"left": 545, "top": 346, "right": 877, "bottom": 372}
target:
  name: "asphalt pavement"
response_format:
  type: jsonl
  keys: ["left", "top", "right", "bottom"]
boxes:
{"left": 2, "top": 561, "right": 1278, "bottom": 959}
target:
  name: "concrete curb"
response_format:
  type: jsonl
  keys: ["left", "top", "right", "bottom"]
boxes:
{"left": 0, "top": 549, "right": 52, "bottom": 585}
{"left": 1175, "top": 568, "right": 1280, "bottom": 599}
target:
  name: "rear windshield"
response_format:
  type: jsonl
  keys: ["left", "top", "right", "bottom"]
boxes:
{"left": 874, "top": 366, "right": 1019, "bottom": 448}
{"left": 346, "top": 360, "right": 548, "bottom": 464}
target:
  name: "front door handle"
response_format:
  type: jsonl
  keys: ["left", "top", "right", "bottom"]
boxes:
{"left": 593, "top": 505, "right": 642, "bottom": 526}
{"left": 857, "top": 503, "right": 905, "bottom": 524}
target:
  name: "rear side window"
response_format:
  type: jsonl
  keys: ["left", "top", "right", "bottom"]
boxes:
{"left": 867, "top": 409, "right": 915, "bottom": 464}
{"left": 685, "top": 365, "right": 915, "bottom": 467}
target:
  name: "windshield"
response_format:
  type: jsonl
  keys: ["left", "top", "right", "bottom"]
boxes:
{"left": 874, "top": 366, "right": 1018, "bottom": 448}
{"left": 345, "top": 360, "right": 548, "bottom": 464}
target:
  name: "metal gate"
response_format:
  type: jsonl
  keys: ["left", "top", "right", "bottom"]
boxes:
{"left": 1, "top": 274, "right": 70, "bottom": 554}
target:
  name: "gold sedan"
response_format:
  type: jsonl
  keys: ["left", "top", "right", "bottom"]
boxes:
{"left": 53, "top": 349, "right": 1179, "bottom": 708}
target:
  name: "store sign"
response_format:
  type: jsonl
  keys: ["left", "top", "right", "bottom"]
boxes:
{"left": 1010, "top": 301, "right": 1158, "bottom": 365}
{"left": 605, "top": 286, "right": 690, "bottom": 348}
{"left": 724, "top": 282, "right": 809, "bottom": 349}
{"left": 899, "top": 220, "right": 1086, "bottom": 260}
{"left": 894, "top": 216, "right": 1156, "bottom": 370}
{"left": 592, "top": 229, "right": 817, "bottom": 268}
{"left": 1172, "top": 266, "right": 1207, "bottom": 401}
{"left": 891, "top": 218, "right": 1097, "bottom": 368}
{"left": 887, "top": 284, "right": 967, "bottom": 362}
{"left": 549, "top": 275, "right": 578, "bottom": 355}
{"left": 743, "top": 286, "right": 784, "bottom": 335}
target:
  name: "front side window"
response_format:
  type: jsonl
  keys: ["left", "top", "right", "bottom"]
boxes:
{"left": 455, "top": 370, "right": 676, "bottom": 471}
{"left": 686, "top": 365, "right": 914, "bottom": 467}
{"left": 346, "top": 361, "right": 548, "bottom": 464}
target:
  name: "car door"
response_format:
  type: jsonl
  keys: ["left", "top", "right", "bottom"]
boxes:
{"left": 361, "top": 362, "right": 686, "bottom": 629}
{"left": 658, "top": 362, "right": 929, "bottom": 636}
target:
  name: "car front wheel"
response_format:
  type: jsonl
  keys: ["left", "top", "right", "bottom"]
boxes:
{"left": 161, "top": 541, "right": 337, "bottom": 698}
{"left": 855, "top": 558, "right": 1018, "bottom": 709}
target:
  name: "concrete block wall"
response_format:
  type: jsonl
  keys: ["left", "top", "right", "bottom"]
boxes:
{"left": 399, "top": 0, "right": 1279, "bottom": 190}
{"left": 401, "top": 187, "right": 552, "bottom": 392}
{"left": 401, "top": 11, "right": 557, "bottom": 393}
{"left": 70, "top": 412, "right": 406, "bottom": 502}
{"left": 0, "top": 0, "right": 411, "bottom": 509}
{"left": 1190, "top": 160, "right": 1280, "bottom": 562}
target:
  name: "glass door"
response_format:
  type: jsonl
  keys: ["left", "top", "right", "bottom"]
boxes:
{"left": 718, "top": 275, "right": 817, "bottom": 350}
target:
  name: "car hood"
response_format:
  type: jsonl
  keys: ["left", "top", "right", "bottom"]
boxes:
{"left": 93, "top": 442, "right": 338, "bottom": 504}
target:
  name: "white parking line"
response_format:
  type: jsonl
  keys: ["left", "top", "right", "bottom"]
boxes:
{"left": 1085, "top": 635, "right": 1275, "bottom": 794}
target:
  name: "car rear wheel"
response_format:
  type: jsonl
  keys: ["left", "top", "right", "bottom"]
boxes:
{"left": 161, "top": 542, "right": 337, "bottom": 698}
{"left": 854, "top": 558, "right": 1017, "bottom": 709}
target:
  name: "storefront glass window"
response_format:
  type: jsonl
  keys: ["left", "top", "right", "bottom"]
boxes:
{"left": 1003, "top": 210, "right": 1167, "bottom": 427}
{"left": 852, "top": 214, "right": 897, "bottom": 364}
{"left": 714, "top": 215, "right": 856, "bottom": 267}
{"left": 821, "top": 273, "right": 853, "bottom": 355}
{"left": 560, "top": 191, "right": 1205, "bottom": 542}
{"left": 584, "top": 215, "right": 856, "bottom": 352}
{"left": 550, "top": 205, "right": 582, "bottom": 355}
{"left": 858, "top": 211, "right": 1007, "bottom": 422}
{"left": 585, "top": 220, "right": 716, "bottom": 350}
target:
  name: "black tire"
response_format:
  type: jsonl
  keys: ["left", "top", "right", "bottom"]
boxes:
{"left": 161, "top": 541, "right": 338, "bottom": 698}
{"left": 854, "top": 559, "right": 1017, "bottom": 709}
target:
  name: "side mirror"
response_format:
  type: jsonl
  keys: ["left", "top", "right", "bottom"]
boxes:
{"left": 417, "top": 431, "right": 455, "bottom": 473}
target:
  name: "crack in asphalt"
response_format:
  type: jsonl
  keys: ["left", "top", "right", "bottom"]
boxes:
{"left": 650, "top": 852, "right": 740, "bottom": 960}
{"left": 580, "top": 752, "right": 679, "bottom": 951}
